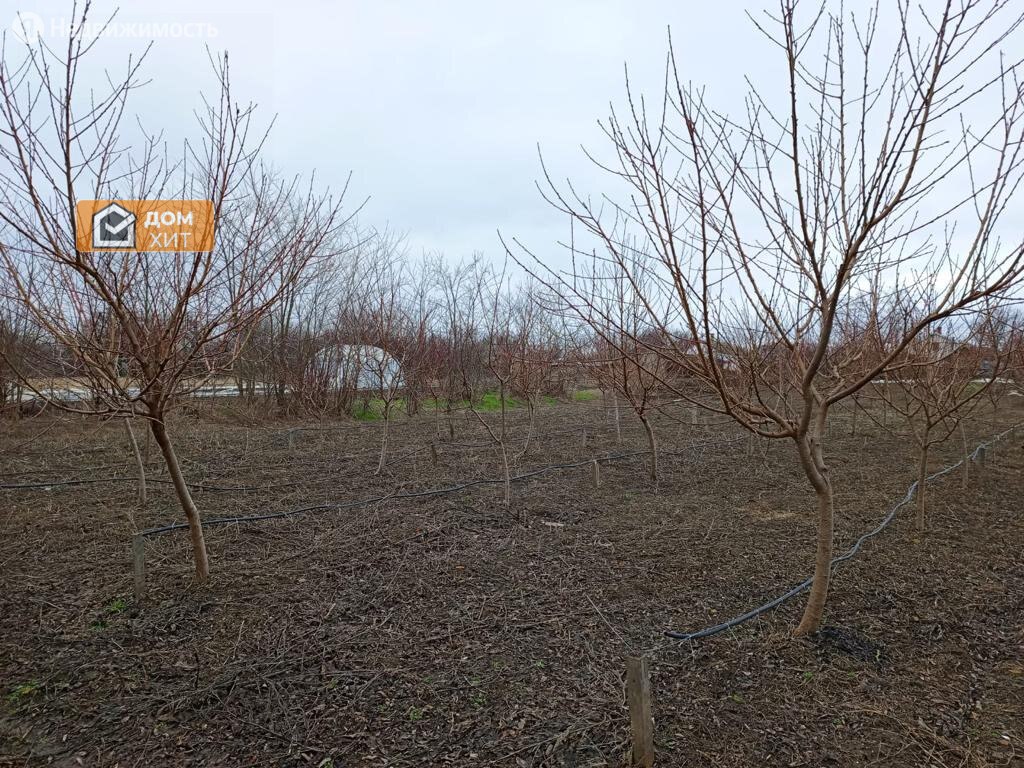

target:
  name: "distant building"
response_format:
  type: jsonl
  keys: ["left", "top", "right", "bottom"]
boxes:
{"left": 316, "top": 344, "right": 403, "bottom": 391}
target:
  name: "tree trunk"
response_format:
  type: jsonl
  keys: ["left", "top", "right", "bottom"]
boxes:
{"left": 960, "top": 421, "right": 969, "bottom": 490}
{"left": 612, "top": 390, "right": 622, "bottom": 444}
{"left": 916, "top": 441, "right": 930, "bottom": 531}
{"left": 794, "top": 412, "right": 833, "bottom": 637}
{"left": 794, "top": 479, "right": 834, "bottom": 636}
{"left": 123, "top": 417, "right": 146, "bottom": 515}
{"left": 499, "top": 440, "right": 511, "bottom": 508}
{"left": 376, "top": 406, "right": 390, "bottom": 475}
{"left": 149, "top": 416, "right": 209, "bottom": 581}
{"left": 499, "top": 381, "right": 507, "bottom": 443}
{"left": 520, "top": 397, "right": 536, "bottom": 456}
{"left": 639, "top": 413, "right": 658, "bottom": 483}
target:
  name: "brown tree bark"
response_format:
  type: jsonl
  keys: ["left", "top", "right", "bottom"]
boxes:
{"left": 520, "top": 397, "right": 536, "bottom": 456}
{"left": 794, "top": 411, "right": 834, "bottom": 636}
{"left": 150, "top": 416, "right": 210, "bottom": 581}
{"left": 611, "top": 390, "right": 622, "bottom": 444}
{"left": 123, "top": 417, "right": 146, "bottom": 515}
{"left": 500, "top": 441, "right": 511, "bottom": 508}
{"left": 916, "top": 441, "right": 930, "bottom": 531}
{"left": 376, "top": 405, "right": 390, "bottom": 475}
{"left": 639, "top": 413, "right": 658, "bottom": 483}
{"left": 960, "top": 422, "right": 970, "bottom": 490}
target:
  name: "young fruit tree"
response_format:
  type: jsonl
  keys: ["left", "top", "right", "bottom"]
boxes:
{"left": 0, "top": 13, "right": 347, "bottom": 580}
{"left": 562, "top": 250, "right": 668, "bottom": 482}
{"left": 426, "top": 255, "right": 490, "bottom": 441}
{"left": 468, "top": 262, "right": 518, "bottom": 509}
{"left": 507, "top": 286, "right": 561, "bottom": 457}
{"left": 869, "top": 305, "right": 1010, "bottom": 530}
{"left": 511, "top": 1, "right": 1024, "bottom": 634}
{"left": 357, "top": 239, "right": 423, "bottom": 475}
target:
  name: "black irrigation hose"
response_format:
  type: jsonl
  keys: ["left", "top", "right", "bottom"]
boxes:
{"left": 663, "top": 423, "right": 1020, "bottom": 642}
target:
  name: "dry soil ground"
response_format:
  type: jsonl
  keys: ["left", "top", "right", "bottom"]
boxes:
{"left": 1, "top": 398, "right": 1022, "bottom": 767}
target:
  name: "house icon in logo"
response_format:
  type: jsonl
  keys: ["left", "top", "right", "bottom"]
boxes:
{"left": 92, "top": 202, "right": 136, "bottom": 249}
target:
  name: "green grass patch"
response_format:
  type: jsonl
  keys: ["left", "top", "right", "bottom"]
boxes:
{"left": 477, "top": 391, "right": 521, "bottom": 411}
{"left": 963, "top": 380, "right": 986, "bottom": 396}
{"left": 106, "top": 597, "right": 128, "bottom": 614}
{"left": 423, "top": 391, "right": 563, "bottom": 411}
{"left": 572, "top": 389, "right": 600, "bottom": 402}
{"left": 351, "top": 397, "right": 408, "bottom": 421}
{"left": 7, "top": 682, "right": 39, "bottom": 705}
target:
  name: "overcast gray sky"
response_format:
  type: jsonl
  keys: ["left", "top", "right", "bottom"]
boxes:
{"left": 5, "top": 0, "right": 1021, "bottom": 285}
{"left": 2, "top": 0, "right": 769, "bottom": 264}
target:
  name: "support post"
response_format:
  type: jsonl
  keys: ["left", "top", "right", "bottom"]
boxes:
{"left": 626, "top": 656, "right": 655, "bottom": 767}
{"left": 592, "top": 459, "right": 601, "bottom": 488}
{"left": 132, "top": 535, "right": 146, "bottom": 601}
{"left": 430, "top": 441, "right": 439, "bottom": 465}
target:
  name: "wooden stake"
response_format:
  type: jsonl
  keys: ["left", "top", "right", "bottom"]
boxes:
{"left": 132, "top": 535, "right": 146, "bottom": 601}
{"left": 288, "top": 429, "right": 295, "bottom": 450}
{"left": 626, "top": 656, "right": 655, "bottom": 767}
{"left": 430, "top": 441, "right": 439, "bottom": 465}
{"left": 592, "top": 459, "right": 601, "bottom": 488}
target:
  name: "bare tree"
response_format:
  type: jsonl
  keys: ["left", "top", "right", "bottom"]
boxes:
{"left": 0, "top": 285, "right": 39, "bottom": 413}
{"left": 0, "top": 10, "right": 347, "bottom": 580}
{"left": 508, "top": 285, "right": 561, "bottom": 456}
{"left": 426, "top": 255, "right": 488, "bottom": 441}
{"left": 359, "top": 235, "right": 415, "bottom": 475}
{"left": 564, "top": 251, "right": 670, "bottom": 482}
{"left": 470, "top": 263, "right": 517, "bottom": 509}
{"left": 868, "top": 303, "right": 1010, "bottom": 529}
{"left": 511, "top": 1, "right": 1024, "bottom": 634}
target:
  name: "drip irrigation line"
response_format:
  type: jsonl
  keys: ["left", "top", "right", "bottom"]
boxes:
{"left": 662, "top": 423, "right": 1019, "bottom": 643}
